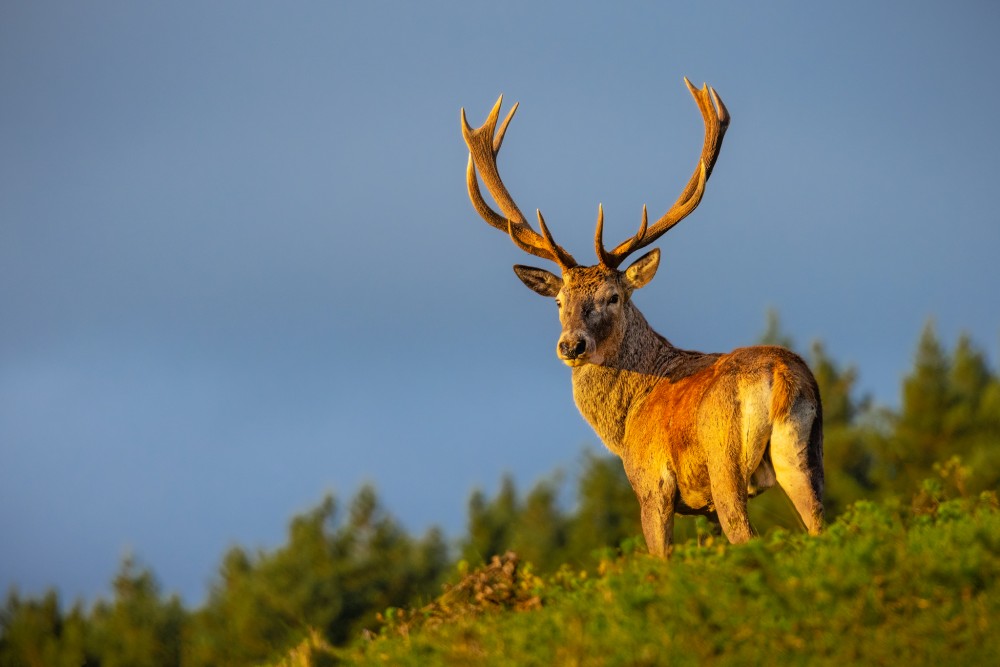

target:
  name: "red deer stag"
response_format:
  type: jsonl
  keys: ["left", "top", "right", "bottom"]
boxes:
{"left": 460, "top": 79, "right": 823, "bottom": 555}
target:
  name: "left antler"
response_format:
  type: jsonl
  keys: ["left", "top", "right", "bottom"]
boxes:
{"left": 461, "top": 96, "right": 578, "bottom": 270}
{"left": 596, "top": 78, "right": 730, "bottom": 269}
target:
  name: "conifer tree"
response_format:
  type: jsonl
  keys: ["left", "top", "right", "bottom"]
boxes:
{"left": 0, "top": 590, "right": 90, "bottom": 667}
{"left": 888, "top": 320, "right": 955, "bottom": 491}
{"left": 807, "top": 341, "right": 878, "bottom": 513}
{"left": 87, "top": 556, "right": 185, "bottom": 667}
{"left": 900, "top": 321, "right": 950, "bottom": 440}
{"left": 944, "top": 333, "right": 1000, "bottom": 489}
{"left": 758, "top": 308, "right": 795, "bottom": 349}
{"left": 511, "top": 477, "right": 568, "bottom": 571}
{"left": 462, "top": 475, "right": 519, "bottom": 565}
{"left": 187, "top": 488, "right": 448, "bottom": 663}
{"left": 566, "top": 452, "right": 640, "bottom": 563}
{"left": 946, "top": 333, "right": 991, "bottom": 439}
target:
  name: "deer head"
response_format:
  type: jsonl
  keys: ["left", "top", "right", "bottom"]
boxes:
{"left": 461, "top": 78, "right": 729, "bottom": 367}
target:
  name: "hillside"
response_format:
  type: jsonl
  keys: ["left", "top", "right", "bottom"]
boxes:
{"left": 282, "top": 490, "right": 1000, "bottom": 666}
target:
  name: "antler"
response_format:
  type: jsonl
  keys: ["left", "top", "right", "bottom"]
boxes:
{"left": 596, "top": 78, "right": 729, "bottom": 269}
{"left": 461, "top": 96, "right": 578, "bottom": 270}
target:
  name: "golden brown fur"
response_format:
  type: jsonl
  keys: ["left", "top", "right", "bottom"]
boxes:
{"left": 461, "top": 80, "right": 824, "bottom": 555}
{"left": 504, "top": 254, "right": 826, "bottom": 553}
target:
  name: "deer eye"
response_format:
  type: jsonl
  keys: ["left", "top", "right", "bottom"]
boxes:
{"left": 609, "top": 294, "right": 620, "bottom": 305}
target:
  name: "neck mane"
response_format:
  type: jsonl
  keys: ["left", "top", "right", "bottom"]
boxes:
{"left": 569, "top": 302, "right": 721, "bottom": 454}
{"left": 569, "top": 303, "right": 668, "bottom": 453}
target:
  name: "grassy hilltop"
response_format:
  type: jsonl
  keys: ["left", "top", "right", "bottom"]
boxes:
{"left": 282, "top": 487, "right": 1000, "bottom": 666}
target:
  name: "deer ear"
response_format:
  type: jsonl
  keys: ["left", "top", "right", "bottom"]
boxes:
{"left": 623, "top": 248, "right": 660, "bottom": 290}
{"left": 513, "top": 265, "right": 562, "bottom": 297}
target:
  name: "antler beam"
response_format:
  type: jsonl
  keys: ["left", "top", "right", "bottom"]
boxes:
{"left": 597, "top": 78, "right": 730, "bottom": 269}
{"left": 461, "top": 96, "right": 578, "bottom": 270}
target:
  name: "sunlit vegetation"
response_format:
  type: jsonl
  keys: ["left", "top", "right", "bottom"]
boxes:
{"left": 2, "top": 317, "right": 999, "bottom": 666}
{"left": 338, "top": 490, "right": 1000, "bottom": 666}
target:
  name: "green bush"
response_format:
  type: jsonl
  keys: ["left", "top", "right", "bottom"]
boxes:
{"left": 338, "top": 491, "right": 1000, "bottom": 666}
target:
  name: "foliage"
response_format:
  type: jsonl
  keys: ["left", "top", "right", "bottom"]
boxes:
{"left": 87, "top": 557, "right": 186, "bottom": 667}
{"left": 1, "top": 488, "right": 448, "bottom": 667}
{"left": 462, "top": 456, "right": 642, "bottom": 574}
{"left": 758, "top": 307, "right": 796, "bottom": 349}
{"left": 886, "top": 324, "right": 1000, "bottom": 493}
{"left": 756, "top": 314, "right": 1000, "bottom": 519}
{"left": 0, "top": 558, "right": 183, "bottom": 667}
{"left": 0, "top": 590, "right": 89, "bottom": 667}
{"left": 378, "top": 551, "right": 543, "bottom": 638}
{"left": 183, "top": 487, "right": 448, "bottom": 666}
{"left": 462, "top": 475, "right": 521, "bottom": 567}
{"left": 339, "top": 489, "right": 1000, "bottom": 666}
{"left": 3, "top": 315, "right": 999, "bottom": 664}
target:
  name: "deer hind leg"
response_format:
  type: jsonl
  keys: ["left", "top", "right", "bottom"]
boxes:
{"left": 704, "top": 397, "right": 761, "bottom": 544}
{"left": 709, "top": 458, "right": 754, "bottom": 544}
{"left": 771, "top": 401, "right": 825, "bottom": 535}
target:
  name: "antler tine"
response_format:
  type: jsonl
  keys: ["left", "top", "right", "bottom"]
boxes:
{"left": 536, "top": 210, "right": 576, "bottom": 270}
{"left": 493, "top": 100, "right": 517, "bottom": 153}
{"left": 507, "top": 212, "right": 575, "bottom": 271}
{"left": 462, "top": 96, "right": 578, "bottom": 269}
{"left": 598, "top": 78, "right": 729, "bottom": 269}
{"left": 594, "top": 203, "right": 611, "bottom": 268}
{"left": 461, "top": 99, "right": 525, "bottom": 227}
{"left": 597, "top": 203, "right": 650, "bottom": 269}
{"left": 673, "top": 77, "right": 729, "bottom": 200}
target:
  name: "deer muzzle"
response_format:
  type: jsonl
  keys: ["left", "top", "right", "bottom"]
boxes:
{"left": 557, "top": 333, "right": 598, "bottom": 367}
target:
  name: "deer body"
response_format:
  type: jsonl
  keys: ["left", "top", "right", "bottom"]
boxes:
{"left": 461, "top": 79, "right": 824, "bottom": 553}
{"left": 574, "top": 317, "right": 822, "bottom": 552}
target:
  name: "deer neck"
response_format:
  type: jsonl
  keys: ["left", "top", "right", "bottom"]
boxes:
{"left": 569, "top": 302, "right": 674, "bottom": 455}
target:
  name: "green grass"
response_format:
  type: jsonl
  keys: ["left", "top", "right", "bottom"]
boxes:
{"left": 279, "top": 491, "right": 1000, "bottom": 666}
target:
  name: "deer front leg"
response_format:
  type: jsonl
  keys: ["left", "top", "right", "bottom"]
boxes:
{"left": 633, "top": 469, "right": 678, "bottom": 557}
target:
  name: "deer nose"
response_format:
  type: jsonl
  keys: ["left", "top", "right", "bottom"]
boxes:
{"left": 559, "top": 338, "right": 588, "bottom": 359}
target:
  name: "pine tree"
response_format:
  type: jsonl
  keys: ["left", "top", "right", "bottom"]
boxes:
{"left": 808, "top": 341, "right": 877, "bottom": 514}
{"left": 511, "top": 477, "right": 568, "bottom": 571}
{"left": 0, "top": 589, "right": 90, "bottom": 667}
{"left": 566, "top": 452, "right": 640, "bottom": 563}
{"left": 891, "top": 321, "right": 954, "bottom": 490}
{"left": 758, "top": 308, "right": 795, "bottom": 349}
{"left": 946, "top": 333, "right": 991, "bottom": 440}
{"left": 944, "top": 333, "right": 1000, "bottom": 490}
{"left": 87, "top": 556, "right": 185, "bottom": 667}
{"left": 187, "top": 488, "right": 449, "bottom": 663}
{"left": 809, "top": 340, "right": 861, "bottom": 427}
{"left": 462, "top": 475, "right": 520, "bottom": 565}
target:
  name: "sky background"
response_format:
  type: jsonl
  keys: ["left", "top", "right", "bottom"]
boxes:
{"left": 2, "top": 2, "right": 999, "bottom": 606}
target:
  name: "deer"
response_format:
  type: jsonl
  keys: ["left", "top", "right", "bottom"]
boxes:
{"left": 460, "top": 79, "right": 824, "bottom": 555}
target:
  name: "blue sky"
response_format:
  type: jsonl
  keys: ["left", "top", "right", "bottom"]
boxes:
{"left": 2, "top": 2, "right": 999, "bottom": 605}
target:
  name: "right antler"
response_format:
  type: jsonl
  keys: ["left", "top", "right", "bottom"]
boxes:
{"left": 595, "top": 78, "right": 730, "bottom": 269}
{"left": 461, "top": 96, "right": 578, "bottom": 270}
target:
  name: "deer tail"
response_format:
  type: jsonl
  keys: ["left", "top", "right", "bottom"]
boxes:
{"left": 769, "top": 362, "right": 801, "bottom": 423}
